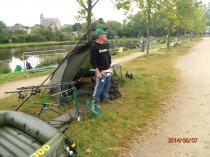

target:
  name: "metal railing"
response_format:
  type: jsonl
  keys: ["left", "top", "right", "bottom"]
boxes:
{"left": 23, "top": 49, "right": 68, "bottom": 57}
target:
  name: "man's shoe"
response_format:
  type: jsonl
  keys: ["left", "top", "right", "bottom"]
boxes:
{"left": 103, "top": 99, "right": 112, "bottom": 103}
{"left": 95, "top": 104, "right": 102, "bottom": 109}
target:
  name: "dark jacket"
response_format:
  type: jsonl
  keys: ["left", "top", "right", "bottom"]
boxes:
{"left": 90, "top": 42, "right": 111, "bottom": 71}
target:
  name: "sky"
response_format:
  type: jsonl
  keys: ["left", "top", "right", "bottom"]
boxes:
{"left": 0, "top": 0, "right": 209, "bottom": 27}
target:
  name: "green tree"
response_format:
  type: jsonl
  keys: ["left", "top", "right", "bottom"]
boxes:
{"left": 0, "top": 21, "right": 6, "bottom": 28}
{"left": 105, "top": 20, "right": 122, "bottom": 37}
{"left": 0, "top": 21, "right": 9, "bottom": 43}
{"left": 61, "top": 25, "right": 73, "bottom": 33}
{"left": 11, "top": 35, "right": 26, "bottom": 43}
{"left": 189, "top": 1, "right": 207, "bottom": 34}
{"left": 124, "top": 12, "right": 147, "bottom": 37}
{"left": 31, "top": 26, "right": 55, "bottom": 41}
{"left": 157, "top": 0, "right": 177, "bottom": 47}
{"left": 72, "top": 23, "right": 82, "bottom": 31}
{"left": 115, "top": 0, "right": 160, "bottom": 54}
{"left": 25, "top": 34, "right": 46, "bottom": 42}
{"left": 76, "top": 0, "right": 101, "bottom": 40}
{"left": 175, "top": 0, "right": 206, "bottom": 38}
{"left": 206, "top": 3, "right": 210, "bottom": 25}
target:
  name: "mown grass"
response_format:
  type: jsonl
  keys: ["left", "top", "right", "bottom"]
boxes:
{"left": 0, "top": 38, "right": 200, "bottom": 156}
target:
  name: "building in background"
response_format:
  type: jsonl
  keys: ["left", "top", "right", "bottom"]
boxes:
{"left": 40, "top": 13, "right": 61, "bottom": 31}
{"left": 7, "top": 24, "right": 31, "bottom": 33}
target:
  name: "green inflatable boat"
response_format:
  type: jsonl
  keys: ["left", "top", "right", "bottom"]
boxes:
{"left": 0, "top": 111, "right": 77, "bottom": 157}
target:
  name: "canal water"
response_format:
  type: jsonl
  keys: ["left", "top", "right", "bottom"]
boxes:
{"left": 0, "top": 44, "right": 74, "bottom": 71}
{"left": 0, "top": 39, "right": 159, "bottom": 72}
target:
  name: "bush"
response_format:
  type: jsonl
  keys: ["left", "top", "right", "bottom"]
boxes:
{"left": 12, "top": 35, "right": 26, "bottom": 43}
{"left": 0, "top": 63, "right": 11, "bottom": 74}
{"left": 25, "top": 34, "right": 46, "bottom": 42}
{"left": 36, "top": 56, "right": 64, "bottom": 68}
{"left": 60, "top": 33, "right": 76, "bottom": 41}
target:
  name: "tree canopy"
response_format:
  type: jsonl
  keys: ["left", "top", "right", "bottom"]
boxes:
{"left": 114, "top": 0, "right": 207, "bottom": 53}
{"left": 0, "top": 0, "right": 207, "bottom": 44}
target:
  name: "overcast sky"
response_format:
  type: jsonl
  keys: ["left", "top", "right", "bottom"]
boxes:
{"left": 0, "top": 0, "right": 209, "bottom": 26}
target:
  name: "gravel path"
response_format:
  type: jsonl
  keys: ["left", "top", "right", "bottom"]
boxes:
{"left": 128, "top": 38, "right": 210, "bottom": 157}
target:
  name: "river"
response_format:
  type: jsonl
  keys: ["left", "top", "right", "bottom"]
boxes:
{"left": 0, "top": 44, "right": 74, "bottom": 71}
{"left": 0, "top": 39, "right": 158, "bottom": 72}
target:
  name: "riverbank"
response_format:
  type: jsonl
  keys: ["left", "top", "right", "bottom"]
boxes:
{"left": 0, "top": 37, "right": 165, "bottom": 49}
{"left": 0, "top": 41, "right": 78, "bottom": 49}
{"left": 0, "top": 38, "right": 201, "bottom": 157}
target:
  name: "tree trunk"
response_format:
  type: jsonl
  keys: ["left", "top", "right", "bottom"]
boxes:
{"left": 86, "top": 0, "right": 92, "bottom": 41}
{"left": 146, "top": 7, "right": 151, "bottom": 55}
{"left": 177, "top": 31, "right": 180, "bottom": 44}
{"left": 167, "top": 25, "right": 170, "bottom": 48}
{"left": 190, "top": 32, "right": 193, "bottom": 41}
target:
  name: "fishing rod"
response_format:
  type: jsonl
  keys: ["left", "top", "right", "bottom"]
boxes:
{"left": 17, "top": 81, "right": 76, "bottom": 90}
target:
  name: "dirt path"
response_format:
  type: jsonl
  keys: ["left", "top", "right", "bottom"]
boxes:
{"left": 128, "top": 38, "right": 210, "bottom": 157}
{"left": 113, "top": 52, "right": 144, "bottom": 64}
{"left": 114, "top": 46, "right": 163, "bottom": 64}
{"left": 0, "top": 76, "right": 49, "bottom": 99}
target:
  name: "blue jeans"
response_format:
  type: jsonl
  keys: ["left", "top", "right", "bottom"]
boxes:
{"left": 93, "top": 75, "right": 111, "bottom": 104}
{"left": 140, "top": 44, "right": 145, "bottom": 52}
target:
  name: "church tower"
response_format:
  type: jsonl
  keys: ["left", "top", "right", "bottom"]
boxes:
{"left": 40, "top": 13, "right": 44, "bottom": 25}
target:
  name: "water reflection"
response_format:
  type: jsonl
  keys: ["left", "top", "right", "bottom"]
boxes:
{"left": 27, "top": 56, "right": 40, "bottom": 68}
{"left": 8, "top": 56, "right": 41, "bottom": 72}
{"left": 0, "top": 44, "right": 74, "bottom": 72}
{"left": 0, "top": 44, "right": 74, "bottom": 61}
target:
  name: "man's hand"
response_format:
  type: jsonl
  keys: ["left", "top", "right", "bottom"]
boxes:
{"left": 96, "top": 68, "right": 102, "bottom": 79}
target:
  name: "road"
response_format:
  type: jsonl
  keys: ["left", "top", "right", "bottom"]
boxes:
{"left": 128, "top": 38, "right": 210, "bottom": 157}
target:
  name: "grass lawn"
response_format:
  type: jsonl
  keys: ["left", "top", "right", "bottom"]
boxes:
{"left": 0, "top": 39, "right": 200, "bottom": 156}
